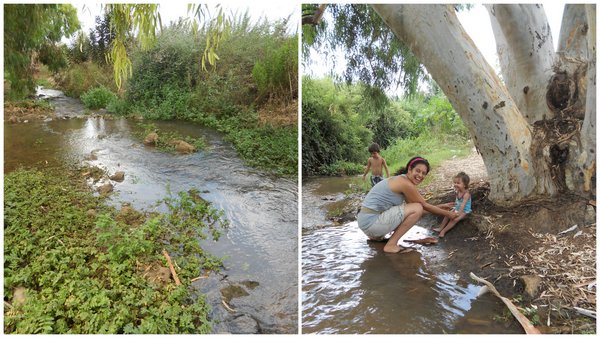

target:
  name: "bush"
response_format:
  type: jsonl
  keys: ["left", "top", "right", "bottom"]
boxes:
{"left": 302, "top": 77, "right": 372, "bottom": 176}
{"left": 56, "top": 62, "right": 116, "bottom": 98}
{"left": 80, "top": 86, "right": 117, "bottom": 109}
{"left": 252, "top": 35, "right": 298, "bottom": 101}
{"left": 321, "top": 160, "right": 364, "bottom": 176}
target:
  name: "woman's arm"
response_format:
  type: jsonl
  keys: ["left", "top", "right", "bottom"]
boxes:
{"left": 392, "top": 177, "right": 457, "bottom": 219}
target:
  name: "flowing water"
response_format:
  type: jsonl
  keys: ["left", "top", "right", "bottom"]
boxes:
{"left": 302, "top": 177, "right": 523, "bottom": 334}
{"left": 4, "top": 89, "right": 298, "bottom": 333}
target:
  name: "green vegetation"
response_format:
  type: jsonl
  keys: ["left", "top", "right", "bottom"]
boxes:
{"left": 302, "top": 76, "right": 471, "bottom": 177}
{"left": 4, "top": 167, "right": 227, "bottom": 333}
{"left": 4, "top": 4, "right": 80, "bottom": 100}
{"left": 58, "top": 11, "right": 297, "bottom": 176}
{"left": 80, "top": 86, "right": 118, "bottom": 110}
{"left": 136, "top": 123, "right": 208, "bottom": 153}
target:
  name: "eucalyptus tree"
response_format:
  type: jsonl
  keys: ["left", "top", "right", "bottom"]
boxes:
{"left": 304, "top": 4, "right": 595, "bottom": 207}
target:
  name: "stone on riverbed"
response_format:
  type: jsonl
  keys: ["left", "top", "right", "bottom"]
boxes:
{"left": 143, "top": 132, "right": 158, "bottom": 146}
{"left": 174, "top": 140, "right": 195, "bottom": 154}
{"left": 109, "top": 171, "right": 125, "bottom": 182}
{"left": 97, "top": 183, "right": 113, "bottom": 195}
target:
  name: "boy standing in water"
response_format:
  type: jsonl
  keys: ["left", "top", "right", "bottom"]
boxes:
{"left": 362, "top": 143, "right": 390, "bottom": 187}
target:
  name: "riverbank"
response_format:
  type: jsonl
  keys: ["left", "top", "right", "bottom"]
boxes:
{"left": 319, "top": 150, "right": 596, "bottom": 333}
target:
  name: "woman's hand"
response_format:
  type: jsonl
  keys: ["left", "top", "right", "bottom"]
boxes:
{"left": 448, "top": 210, "right": 459, "bottom": 219}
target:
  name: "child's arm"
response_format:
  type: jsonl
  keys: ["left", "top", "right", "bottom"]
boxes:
{"left": 362, "top": 158, "right": 372, "bottom": 180}
{"left": 382, "top": 158, "right": 390, "bottom": 177}
{"left": 457, "top": 191, "right": 471, "bottom": 214}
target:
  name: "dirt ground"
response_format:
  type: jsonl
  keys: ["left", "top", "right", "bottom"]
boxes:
{"left": 335, "top": 149, "right": 596, "bottom": 333}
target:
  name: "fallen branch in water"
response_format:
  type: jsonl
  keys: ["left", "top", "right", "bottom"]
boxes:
{"left": 470, "top": 272, "right": 541, "bottom": 334}
{"left": 162, "top": 249, "right": 181, "bottom": 285}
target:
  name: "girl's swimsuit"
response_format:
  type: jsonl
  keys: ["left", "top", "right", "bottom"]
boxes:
{"left": 454, "top": 193, "right": 472, "bottom": 213}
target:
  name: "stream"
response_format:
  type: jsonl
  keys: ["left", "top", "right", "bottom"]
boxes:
{"left": 4, "top": 88, "right": 298, "bottom": 333}
{"left": 302, "top": 177, "right": 523, "bottom": 334}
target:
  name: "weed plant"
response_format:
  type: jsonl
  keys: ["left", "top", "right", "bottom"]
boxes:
{"left": 4, "top": 167, "right": 227, "bottom": 333}
{"left": 136, "top": 123, "right": 208, "bottom": 153}
{"left": 80, "top": 86, "right": 118, "bottom": 110}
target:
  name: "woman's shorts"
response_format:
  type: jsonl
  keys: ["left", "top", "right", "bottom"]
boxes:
{"left": 358, "top": 204, "right": 405, "bottom": 238}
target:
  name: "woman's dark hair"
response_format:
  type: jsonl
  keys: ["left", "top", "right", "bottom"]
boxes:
{"left": 455, "top": 171, "right": 470, "bottom": 188}
{"left": 395, "top": 156, "right": 430, "bottom": 175}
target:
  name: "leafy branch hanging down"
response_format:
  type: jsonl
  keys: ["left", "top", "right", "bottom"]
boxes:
{"left": 104, "top": 4, "right": 228, "bottom": 89}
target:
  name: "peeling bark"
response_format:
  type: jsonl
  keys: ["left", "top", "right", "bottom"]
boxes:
{"left": 485, "top": 4, "right": 555, "bottom": 123}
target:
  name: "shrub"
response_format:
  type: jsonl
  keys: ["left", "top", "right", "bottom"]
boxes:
{"left": 56, "top": 62, "right": 116, "bottom": 98}
{"left": 80, "top": 86, "right": 117, "bottom": 109}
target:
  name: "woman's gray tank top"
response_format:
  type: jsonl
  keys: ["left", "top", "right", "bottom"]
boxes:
{"left": 361, "top": 177, "right": 406, "bottom": 211}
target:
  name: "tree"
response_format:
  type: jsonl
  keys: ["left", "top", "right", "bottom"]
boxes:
{"left": 4, "top": 4, "right": 80, "bottom": 99}
{"left": 305, "top": 4, "right": 595, "bottom": 207}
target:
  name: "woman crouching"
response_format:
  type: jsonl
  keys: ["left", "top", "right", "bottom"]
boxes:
{"left": 357, "top": 156, "right": 458, "bottom": 253}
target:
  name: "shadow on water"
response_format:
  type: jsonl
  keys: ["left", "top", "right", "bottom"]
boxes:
{"left": 4, "top": 89, "right": 298, "bottom": 333}
{"left": 302, "top": 178, "right": 523, "bottom": 334}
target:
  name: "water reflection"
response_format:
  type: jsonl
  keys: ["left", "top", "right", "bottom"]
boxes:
{"left": 302, "top": 190, "right": 523, "bottom": 334}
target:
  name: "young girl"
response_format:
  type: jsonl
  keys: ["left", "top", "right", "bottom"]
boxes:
{"left": 433, "top": 171, "right": 472, "bottom": 237}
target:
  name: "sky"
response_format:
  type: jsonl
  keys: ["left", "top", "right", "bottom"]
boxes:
{"left": 305, "top": 3, "right": 567, "bottom": 92}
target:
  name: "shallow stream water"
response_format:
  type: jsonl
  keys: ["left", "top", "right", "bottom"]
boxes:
{"left": 4, "top": 89, "right": 298, "bottom": 333}
{"left": 302, "top": 177, "right": 522, "bottom": 334}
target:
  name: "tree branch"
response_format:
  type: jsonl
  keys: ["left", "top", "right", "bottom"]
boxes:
{"left": 302, "top": 4, "right": 328, "bottom": 26}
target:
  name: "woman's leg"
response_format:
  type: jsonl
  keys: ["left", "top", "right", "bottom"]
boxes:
{"left": 383, "top": 203, "right": 423, "bottom": 253}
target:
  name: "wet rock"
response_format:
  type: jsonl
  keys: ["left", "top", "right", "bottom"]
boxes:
{"left": 98, "top": 133, "right": 107, "bottom": 140}
{"left": 228, "top": 314, "right": 260, "bottom": 334}
{"left": 175, "top": 140, "right": 195, "bottom": 154}
{"left": 110, "top": 171, "right": 125, "bottom": 182}
{"left": 97, "top": 183, "right": 113, "bottom": 195}
{"left": 221, "top": 284, "right": 250, "bottom": 303}
{"left": 87, "top": 151, "right": 98, "bottom": 161}
{"left": 520, "top": 275, "right": 542, "bottom": 298}
{"left": 117, "top": 205, "right": 143, "bottom": 225}
{"left": 13, "top": 287, "right": 26, "bottom": 306}
{"left": 143, "top": 132, "right": 158, "bottom": 146}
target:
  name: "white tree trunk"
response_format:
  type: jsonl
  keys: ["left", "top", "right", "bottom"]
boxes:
{"left": 485, "top": 4, "right": 556, "bottom": 123}
{"left": 565, "top": 5, "right": 596, "bottom": 194}
{"left": 372, "top": 4, "right": 557, "bottom": 206}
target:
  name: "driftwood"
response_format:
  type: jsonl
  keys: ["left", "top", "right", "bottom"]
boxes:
{"left": 162, "top": 249, "right": 181, "bottom": 286}
{"left": 572, "top": 307, "right": 596, "bottom": 319}
{"left": 404, "top": 237, "right": 438, "bottom": 245}
{"left": 470, "top": 272, "right": 541, "bottom": 334}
